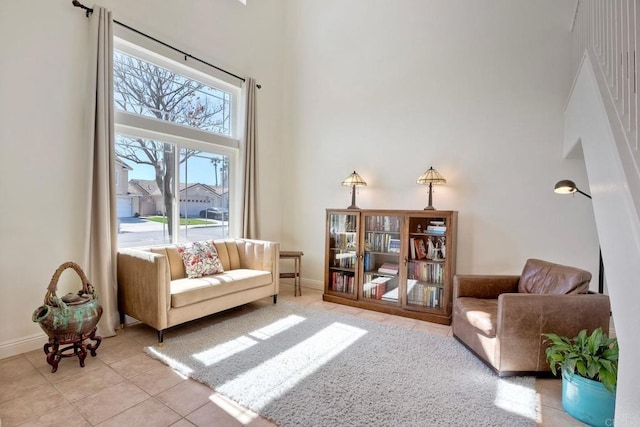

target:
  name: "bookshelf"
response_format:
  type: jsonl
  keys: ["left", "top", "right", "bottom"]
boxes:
{"left": 324, "top": 209, "right": 458, "bottom": 325}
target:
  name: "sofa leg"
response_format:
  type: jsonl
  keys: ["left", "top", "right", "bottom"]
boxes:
{"left": 157, "top": 330, "right": 164, "bottom": 346}
{"left": 273, "top": 294, "right": 277, "bottom": 304}
{"left": 119, "top": 312, "right": 125, "bottom": 329}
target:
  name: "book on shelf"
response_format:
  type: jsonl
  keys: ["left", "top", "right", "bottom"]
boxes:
{"left": 380, "top": 286, "right": 399, "bottom": 302}
{"left": 331, "top": 272, "right": 354, "bottom": 294}
{"left": 388, "top": 238, "right": 400, "bottom": 253}
{"left": 414, "top": 239, "right": 427, "bottom": 260}
{"left": 407, "top": 260, "right": 445, "bottom": 283}
{"left": 426, "top": 225, "right": 446, "bottom": 235}
{"left": 363, "top": 252, "right": 375, "bottom": 271}
{"left": 377, "top": 262, "right": 399, "bottom": 275}
{"left": 409, "top": 237, "right": 416, "bottom": 259}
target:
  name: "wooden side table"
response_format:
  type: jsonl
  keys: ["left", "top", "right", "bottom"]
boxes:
{"left": 280, "top": 251, "right": 303, "bottom": 296}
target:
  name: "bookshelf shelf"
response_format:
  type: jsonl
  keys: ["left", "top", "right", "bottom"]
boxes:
{"left": 324, "top": 209, "right": 457, "bottom": 325}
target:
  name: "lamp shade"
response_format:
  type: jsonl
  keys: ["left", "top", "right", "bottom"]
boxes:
{"left": 417, "top": 167, "right": 446, "bottom": 185}
{"left": 342, "top": 171, "right": 367, "bottom": 187}
{"left": 554, "top": 179, "right": 577, "bottom": 194}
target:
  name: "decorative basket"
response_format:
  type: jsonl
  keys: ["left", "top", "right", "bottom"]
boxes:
{"left": 32, "top": 262, "right": 103, "bottom": 342}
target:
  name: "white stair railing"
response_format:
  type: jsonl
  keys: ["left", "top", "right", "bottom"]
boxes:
{"left": 572, "top": 0, "right": 639, "bottom": 165}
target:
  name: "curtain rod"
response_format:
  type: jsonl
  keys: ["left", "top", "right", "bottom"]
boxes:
{"left": 71, "top": 0, "right": 260, "bottom": 88}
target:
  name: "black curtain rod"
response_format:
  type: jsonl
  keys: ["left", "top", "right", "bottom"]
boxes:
{"left": 71, "top": 0, "right": 260, "bottom": 88}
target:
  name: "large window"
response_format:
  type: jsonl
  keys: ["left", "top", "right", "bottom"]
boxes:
{"left": 113, "top": 36, "right": 241, "bottom": 248}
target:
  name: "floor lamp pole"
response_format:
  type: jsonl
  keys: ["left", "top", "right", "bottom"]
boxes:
{"left": 598, "top": 248, "right": 604, "bottom": 294}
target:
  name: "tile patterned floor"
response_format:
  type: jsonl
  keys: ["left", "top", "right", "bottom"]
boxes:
{"left": 0, "top": 284, "right": 587, "bottom": 426}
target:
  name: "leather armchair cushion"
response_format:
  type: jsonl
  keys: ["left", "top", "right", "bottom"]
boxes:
{"left": 454, "top": 297, "right": 498, "bottom": 337}
{"left": 518, "top": 258, "right": 591, "bottom": 295}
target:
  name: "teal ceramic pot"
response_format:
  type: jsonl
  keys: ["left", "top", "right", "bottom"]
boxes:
{"left": 562, "top": 370, "right": 616, "bottom": 427}
{"left": 32, "top": 262, "right": 103, "bottom": 342}
{"left": 33, "top": 297, "right": 102, "bottom": 342}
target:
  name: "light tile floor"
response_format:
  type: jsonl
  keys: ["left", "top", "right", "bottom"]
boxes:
{"left": 0, "top": 284, "right": 587, "bottom": 426}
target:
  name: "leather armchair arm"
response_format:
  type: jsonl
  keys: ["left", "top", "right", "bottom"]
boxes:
{"left": 117, "top": 248, "right": 170, "bottom": 330}
{"left": 453, "top": 275, "right": 520, "bottom": 299}
{"left": 496, "top": 293, "right": 611, "bottom": 372}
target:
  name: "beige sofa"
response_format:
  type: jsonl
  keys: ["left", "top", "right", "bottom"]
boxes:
{"left": 117, "top": 238, "right": 279, "bottom": 343}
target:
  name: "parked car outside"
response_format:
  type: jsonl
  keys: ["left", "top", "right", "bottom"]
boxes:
{"left": 199, "top": 207, "right": 229, "bottom": 220}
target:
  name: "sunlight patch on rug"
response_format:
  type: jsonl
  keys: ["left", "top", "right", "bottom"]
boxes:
{"left": 193, "top": 335, "right": 259, "bottom": 366}
{"left": 146, "top": 346, "right": 194, "bottom": 376}
{"left": 193, "top": 314, "right": 307, "bottom": 366}
{"left": 494, "top": 377, "right": 539, "bottom": 420}
{"left": 217, "top": 322, "right": 367, "bottom": 411}
{"left": 249, "top": 314, "right": 306, "bottom": 340}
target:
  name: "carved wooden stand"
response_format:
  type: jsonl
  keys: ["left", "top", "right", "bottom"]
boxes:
{"left": 43, "top": 327, "right": 102, "bottom": 373}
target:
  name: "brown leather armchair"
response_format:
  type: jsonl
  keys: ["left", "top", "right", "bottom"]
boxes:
{"left": 453, "top": 259, "right": 611, "bottom": 376}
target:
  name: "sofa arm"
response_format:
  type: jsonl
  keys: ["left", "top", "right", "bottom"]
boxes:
{"left": 117, "top": 248, "right": 171, "bottom": 330}
{"left": 453, "top": 275, "right": 520, "bottom": 299}
{"left": 496, "top": 293, "right": 611, "bottom": 372}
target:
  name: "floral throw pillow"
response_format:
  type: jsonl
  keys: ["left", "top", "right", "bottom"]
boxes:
{"left": 177, "top": 240, "right": 224, "bottom": 278}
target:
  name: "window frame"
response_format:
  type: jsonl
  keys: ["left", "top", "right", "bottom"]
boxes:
{"left": 113, "top": 26, "right": 244, "bottom": 242}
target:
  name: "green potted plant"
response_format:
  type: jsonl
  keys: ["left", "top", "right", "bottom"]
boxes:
{"left": 543, "top": 327, "right": 618, "bottom": 427}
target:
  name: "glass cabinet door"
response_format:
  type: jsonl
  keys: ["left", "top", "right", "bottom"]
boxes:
{"left": 405, "top": 215, "right": 448, "bottom": 309}
{"left": 361, "top": 213, "right": 402, "bottom": 304}
{"left": 327, "top": 212, "right": 359, "bottom": 298}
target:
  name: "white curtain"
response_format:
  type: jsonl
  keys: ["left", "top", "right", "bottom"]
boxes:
{"left": 242, "top": 78, "right": 259, "bottom": 239}
{"left": 83, "top": 6, "right": 118, "bottom": 337}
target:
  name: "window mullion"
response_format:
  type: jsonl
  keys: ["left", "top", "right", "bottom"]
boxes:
{"left": 171, "top": 143, "right": 180, "bottom": 243}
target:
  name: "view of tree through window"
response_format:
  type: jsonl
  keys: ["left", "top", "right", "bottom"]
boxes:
{"left": 113, "top": 49, "right": 235, "bottom": 248}
{"left": 113, "top": 51, "right": 231, "bottom": 134}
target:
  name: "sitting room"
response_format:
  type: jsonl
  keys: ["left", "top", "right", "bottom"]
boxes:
{"left": 1, "top": 0, "right": 639, "bottom": 426}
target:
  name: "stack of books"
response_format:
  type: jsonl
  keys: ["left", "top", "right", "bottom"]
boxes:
{"left": 426, "top": 225, "right": 446, "bottom": 235}
{"left": 363, "top": 276, "right": 391, "bottom": 299}
{"left": 377, "top": 262, "right": 399, "bottom": 275}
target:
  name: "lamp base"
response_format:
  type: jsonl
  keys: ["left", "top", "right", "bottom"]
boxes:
{"left": 347, "top": 185, "right": 360, "bottom": 210}
{"left": 424, "top": 184, "right": 436, "bottom": 211}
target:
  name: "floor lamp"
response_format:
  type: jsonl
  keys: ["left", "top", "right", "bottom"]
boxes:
{"left": 554, "top": 179, "right": 604, "bottom": 294}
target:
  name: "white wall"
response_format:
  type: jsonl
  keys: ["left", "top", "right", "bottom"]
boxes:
{"left": 1, "top": 0, "right": 603, "bottom": 376}
{"left": 282, "top": 0, "right": 596, "bottom": 289}
{"left": 0, "top": 0, "right": 285, "bottom": 358}
{"left": 564, "top": 55, "right": 640, "bottom": 426}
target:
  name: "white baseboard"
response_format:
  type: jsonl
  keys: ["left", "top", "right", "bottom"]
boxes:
{"left": 302, "top": 279, "right": 323, "bottom": 291}
{"left": 0, "top": 332, "right": 48, "bottom": 360}
{"left": 280, "top": 277, "right": 324, "bottom": 291}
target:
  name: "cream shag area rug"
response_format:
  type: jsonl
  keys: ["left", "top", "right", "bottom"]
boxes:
{"left": 145, "top": 301, "right": 538, "bottom": 427}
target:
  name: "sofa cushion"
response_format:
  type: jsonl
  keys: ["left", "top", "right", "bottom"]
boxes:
{"left": 170, "top": 269, "right": 272, "bottom": 308}
{"left": 151, "top": 247, "right": 186, "bottom": 280}
{"left": 214, "top": 240, "right": 241, "bottom": 270}
{"left": 518, "top": 259, "right": 591, "bottom": 295}
{"left": 177, "top": 240, "right": 224, "bottom": 278}
{"left": 454, "top": 297, "right": 498, "bottom": 338}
